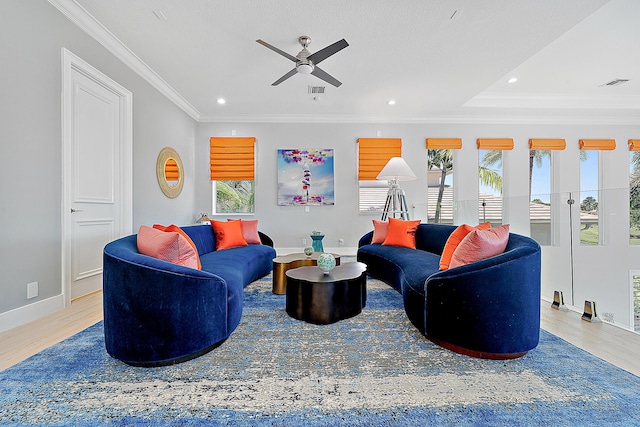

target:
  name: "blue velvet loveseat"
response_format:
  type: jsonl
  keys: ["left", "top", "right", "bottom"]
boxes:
{"left": 357, "top": 223, "right": 541, "bottom": 359}
{"left": 103, "top": 224, "right": 276, "bottom": 366}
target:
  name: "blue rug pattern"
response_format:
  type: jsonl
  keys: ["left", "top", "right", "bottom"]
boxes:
{"left": 1, "top": 271, "right": 640, "bottom": 426}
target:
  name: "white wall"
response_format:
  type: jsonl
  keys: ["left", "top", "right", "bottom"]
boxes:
{"left": 0, "top": 0, "right": 196, "bottom": 329}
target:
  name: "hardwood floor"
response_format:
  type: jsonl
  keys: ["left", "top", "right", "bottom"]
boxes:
{"left": 1, "top": 291, "right": 639, "bottom": 376}
{"left": 0, "top": 291, "right": 103, "bottom": 372}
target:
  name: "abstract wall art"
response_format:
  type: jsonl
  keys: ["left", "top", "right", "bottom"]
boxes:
{"left": 277, "top": 148, "right": 335, "bottom": 206}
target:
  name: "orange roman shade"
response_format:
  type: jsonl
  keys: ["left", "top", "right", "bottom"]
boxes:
{"left": 357, "top": 138, "right": 402, "bottom": 180}
{"left": 578, "top": 139, "right": 616, "bottom": 150}
{"left": 426, "top": 138, "right": 462, "bottom": 150}
{"left": 210, "top": 137, "right": 256, "bottom": 180}
{"left": 164, "top": 158, "right": 179, "bottom": 180}
{"left": 629, "top": 140, "right": 640, "bottom": 151}
{"left": 476, "top": 138, "right": 514, "bottom": 150}
{"left": 528, "top": 139, "right": 566, "bottom": 150}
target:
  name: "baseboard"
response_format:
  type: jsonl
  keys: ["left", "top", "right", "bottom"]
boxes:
{"left": 275, "top": 247, "right": 358, "bottom": 257}
{"left": 0, "top": 295, "right": 65, "bottom": 333}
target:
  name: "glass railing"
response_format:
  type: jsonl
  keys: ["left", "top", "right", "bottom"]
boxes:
{"left": 412, "top": 187, "right": 640, "bottom": 334}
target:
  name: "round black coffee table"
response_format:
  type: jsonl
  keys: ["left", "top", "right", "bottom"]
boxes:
{"left": 285, "top": 262, "right": 367, "bottom": 325}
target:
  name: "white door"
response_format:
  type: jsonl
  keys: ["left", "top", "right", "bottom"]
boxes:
{"left": 62, "top": 49, "right": 132, "bottom": 304}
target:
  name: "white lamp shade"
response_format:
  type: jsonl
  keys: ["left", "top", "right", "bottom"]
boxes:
{"left": 376, "top": 157, "right": 416, "bottom": 181}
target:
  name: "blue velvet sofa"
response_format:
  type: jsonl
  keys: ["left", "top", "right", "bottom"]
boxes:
{"left": 103, "top": 224, "right": 276, "bottom": 367}
{"left": 357, "top": 223, "right": 541, "bottom": 359}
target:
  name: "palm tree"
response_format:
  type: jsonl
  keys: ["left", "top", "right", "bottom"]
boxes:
{"left": 479, "top": 150, "right": 503, "bottom": 194}
{"left": 216, "top": 180, "right": 254, "bottom": 213}
{"left": 427, "top": 149, "right": 453, "bottom": 223}
{"left": 631, "top": 151, "right": 640, "bottom": 192}
{"left": 529, "top": 150, "right": 550, "bottom": 197}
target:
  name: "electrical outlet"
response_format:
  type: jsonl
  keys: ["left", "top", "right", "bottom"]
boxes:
{"left": 27, "top": 281, "right": 38, "bottom": 299}
{"left": 338, "top": 238, "right": 344, "bottom": 246}
{"left": 602, "top": 312, "right": 614, "bottom": 323}
{"left": 302, "top": 238, "right": 307, "bottom": 246}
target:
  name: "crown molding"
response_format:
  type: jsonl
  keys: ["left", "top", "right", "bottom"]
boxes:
{"left": 464, "top": 92, "right": 640, "bottom": 110}
{"left": 197, "top": 113, "right": 640, "bottom": 126}
{"left": 48, "top": 0, "right": 201, "bottom": 121}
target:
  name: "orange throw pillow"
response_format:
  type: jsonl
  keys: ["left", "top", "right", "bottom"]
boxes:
{"left": 227, "top": 219, "right": 261, "bottom": 244}
{"left": 382, "top": 218, "right": 421, "bottom": 249}
{"left": 439, "top": 222, "right": 490, "bottom": 270}
{"left": 211, "top": 220, "right": 248, "bottom": 250}
{"left": 449, "top": 224, "right": 510, "bottom": 269}
{"left": 371, "top": 220, "right": 389, "bottom": 244}
{"left": 153, "top": 224, "right": 201, "bottom": 270}
{"left": 137, "top": 225, "right": 200, "bottom": 269}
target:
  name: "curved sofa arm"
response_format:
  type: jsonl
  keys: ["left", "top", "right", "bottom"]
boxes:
{"left": 103, "top": 236, "right": 232, "bottom": 366}
{"left": 358, "top": 231, "right": 374, "bottom": 247}
{"left": 424, "top": 239, "right": 541, "bottom": 358}
{"left": 259, "top": 231, "right": 274, "bottom": 247}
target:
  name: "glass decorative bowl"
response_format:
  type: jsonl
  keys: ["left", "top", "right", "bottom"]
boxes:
{"left": 317, "top": 253, "right": 336, "bottom": 274}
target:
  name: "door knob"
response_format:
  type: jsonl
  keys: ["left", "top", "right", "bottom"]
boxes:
{"left": 71, "top": 208, "right": 84, "bottom": 213}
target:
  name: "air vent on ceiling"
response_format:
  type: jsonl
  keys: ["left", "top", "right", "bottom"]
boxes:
{"left": 600, "top": 78, "right": 629, "bottom": 87}
{"left": 308, "top": 85, "right": 326, "bottom": 94}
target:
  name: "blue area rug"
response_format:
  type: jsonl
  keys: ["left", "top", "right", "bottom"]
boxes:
{"left": 1, "top": 272, "right": 640, "bottom": 426}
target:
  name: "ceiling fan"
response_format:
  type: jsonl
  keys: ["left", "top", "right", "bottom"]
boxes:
{"left": 256, "top": 36, "right": 349, "bottom": 87}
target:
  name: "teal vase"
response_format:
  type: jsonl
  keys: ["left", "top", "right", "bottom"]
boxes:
{"left": 310, "top": 234, "right": 324, "bottom": 252}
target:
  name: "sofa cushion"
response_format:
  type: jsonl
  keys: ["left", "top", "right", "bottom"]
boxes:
{"left": 211, "top": 220, "right": 248, "bottom": 250}
{"left": 439, "top": 222, "right": 490, "bottom": 270}
{"left": 136, "top": 225, "right": 200, "bottom": 269}
{"left": 449, "top": 224, "right": 510, "bottom": 269}
{"left": 383, "top": 218, "right": 421, "bottom": 249}
{"left": 153, "top": 224, "right": 202, "bottom": 270}
{"left": 371, "top": 220, "right": 389, "bottom": 244}
{"left": 227, "top": 219, "right": 262, "bottom": 244}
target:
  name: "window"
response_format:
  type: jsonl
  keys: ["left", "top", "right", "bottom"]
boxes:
{"left": 357, "top": 138, "right": 401, "bottom": 214}
{"left": 212, "top": 180, "right": 254, "bottom": 214}
{"left": 210, "top": 137, "right": 255, "bottom": 215}
{"left": 529, "top": 149, "right": 552, "bottom": 245}
{"left": 427, "top": 149, "right": 454, "bottom": 224}
{"left": 579, "top": 149, "right": 599, "bottom": 245}
{"left": 478, "top": 149, "right": 502, "bottom": 225}
{"left": 477, "top": 138, "right": 512, "bottom": 227}
{"left": 630, "top": 148, "right": 640, "bottom": 245}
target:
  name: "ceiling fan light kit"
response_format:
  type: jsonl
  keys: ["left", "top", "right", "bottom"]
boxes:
{"left": 256, "top": 36, "right": 349, "bottom": 87}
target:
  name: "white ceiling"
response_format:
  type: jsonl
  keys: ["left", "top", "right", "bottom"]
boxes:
{"left": 59, "top": 0, "right": 640, "bottom": 123}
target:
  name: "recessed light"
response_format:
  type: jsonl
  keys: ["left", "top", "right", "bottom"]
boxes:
{"left": 217, "top": 98, "right": 226, "bottom": 105}
{"left": 387, "top": 100, "right": 396, "bottom": 105}
{"left": 507, "top": 77, "right": 518, "bottom": 83}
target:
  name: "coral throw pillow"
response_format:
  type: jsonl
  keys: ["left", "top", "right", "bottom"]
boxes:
{"left": 439, "top": 222, "right": 491, "bottom": 270}
{"left": 227, "top": 219, "right": 261, "bottom": 244}
{"left": 152, "top": 224, "right": 202, "bottom": 269}
{"left": 449, "top": 224, "right": 510, "bottom": 269}
{"left": 211, "top": 220, "right": 248, "bottom": 250}
{"left": 371, "top": 220, "right": 389, "bottom": 244}
{"left": 137, "top": 225, "right": 200, "bottom": 270}
{"left": 382, "top": 218, "right": 421, "bottom": 249}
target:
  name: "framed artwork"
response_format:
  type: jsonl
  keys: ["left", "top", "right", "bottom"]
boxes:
{"left": 278, "top": 148, "right": 335, "bottom": 206}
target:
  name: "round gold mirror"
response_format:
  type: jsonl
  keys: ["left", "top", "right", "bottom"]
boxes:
{"left": 156, "top": 147, "right": 184, "bottom": 198}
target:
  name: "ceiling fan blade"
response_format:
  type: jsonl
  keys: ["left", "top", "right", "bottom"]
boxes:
{"left": 256, "top": 39, "right": 297, "bottom": 62}
{"left": 311, "top": 66, "right": 342, "bottom": 87}
{"left": 272, "top": 68, "right": 298, "bottom": 86}
{"left": 307, "top": 39, "right": 349, "bottom": 65}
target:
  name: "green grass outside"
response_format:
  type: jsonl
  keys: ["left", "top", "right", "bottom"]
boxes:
{"left": 580, "top": 224, "right": 599, "bottom": 245}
